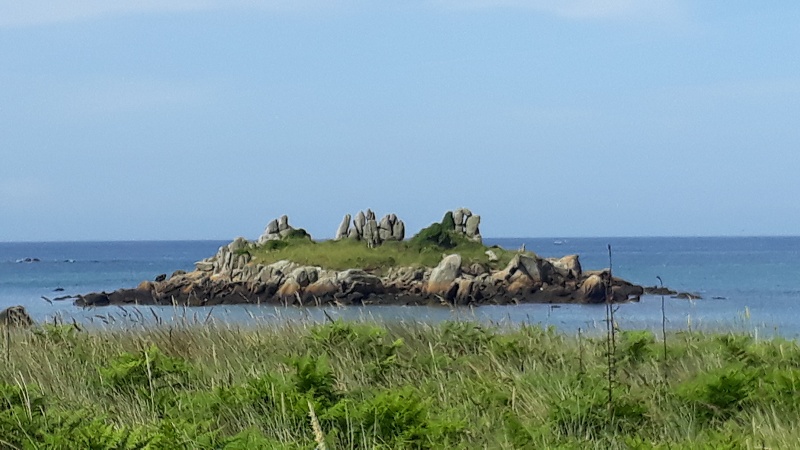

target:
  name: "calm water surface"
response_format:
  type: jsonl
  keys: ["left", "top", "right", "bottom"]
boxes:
{"left": 1, "top": 237, "right": 798, "bottom": 336}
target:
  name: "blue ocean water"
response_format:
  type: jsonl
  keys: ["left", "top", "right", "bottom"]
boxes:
{"left": 1, "top": 237, "right": 799, "bottom": 336}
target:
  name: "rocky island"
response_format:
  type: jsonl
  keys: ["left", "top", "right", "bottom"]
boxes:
{"left": 77, "top": 209, "right": 645, "bottom": 307}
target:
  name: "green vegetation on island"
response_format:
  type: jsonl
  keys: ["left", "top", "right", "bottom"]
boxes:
{"left": 2, "top": 319, "right": 799, "bottom": 448}
{"left": 246, "top": 218, "right": 515, "bottom": 273}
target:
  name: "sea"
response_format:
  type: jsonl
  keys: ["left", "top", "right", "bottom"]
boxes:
{"left": 1, "top": 237, "right": 799, "bottom": 337}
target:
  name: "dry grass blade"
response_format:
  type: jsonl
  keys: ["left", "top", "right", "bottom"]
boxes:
{"left": 308, "top": 400, "right": 327, "bottom": 450}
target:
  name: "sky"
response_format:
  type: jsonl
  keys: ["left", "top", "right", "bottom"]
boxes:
{"left": 1, "top": 1, "right": 799, "bottom": 241}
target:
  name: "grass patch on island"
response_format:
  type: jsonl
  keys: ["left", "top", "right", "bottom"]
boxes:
{"left": 247, "top": 220, "right": 516, "bottom": 272}
{"left": 2, "top": 320, "right": 800, "bottom": 448}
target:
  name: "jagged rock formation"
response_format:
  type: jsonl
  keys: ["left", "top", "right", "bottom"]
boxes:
{"left": 446, "top": 208, "right": 481, "bottom": 243}
{"left": 75, "top": 209, "right": 647, "bottom": 308}
{"left": 335, "top": 209, "right": 405, "bottom": 246}
{"left": 77, "top": 244, "right": 643, "bottom": 308}
{"left": 257, "top": 215, "right": 309, "bottom": 243}
{"left": 0, "top": 306, "right": 34, "bottom": 327}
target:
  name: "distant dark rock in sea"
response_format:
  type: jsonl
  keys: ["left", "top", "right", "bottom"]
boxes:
{"left": 16, "top": 258, "right": 40, "bottom": 263}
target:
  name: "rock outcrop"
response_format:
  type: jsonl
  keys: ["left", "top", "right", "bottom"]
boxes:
{"left": 258, "top": 215, "right": 309, "bottom": 243}
{"left": 77, "top": 246, "right": 642, "bottom": 308}
{"left": 0, "top": 306, "right": 34, "bottom": 327}
{"left": 335, "top": 209, "right": 405, "bottom": 246}
{"left": 76, "top": 210, "right": 645, "bottom": 308}
{"left": 425, "top": 254, "right": 462, "bottom": 296}
{"left": 444, "top": 208, "right": 481, "bottom": 243}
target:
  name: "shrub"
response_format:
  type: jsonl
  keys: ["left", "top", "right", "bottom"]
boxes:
{"left": 549, "top": 376, "right": 648, "bottom": 437}
{"left": 285, "top": 228, "right": 311, "bottom": 240}
{"left": 289, "top": 354, "right": 339, "bottom": 409}
{"left": 309, "top": 321, "right": 403, "bottom": 381}
{"left": 620, "top": 330, "right": 656, "bottom": 364}
{"left": 325, "top": 386, "right": 464, "bottom": 449}
{"left": 441, "top": 211, "right": 456, "bottom": 231}
{"left": 409, "top": 222, "right": 456, "bottom": 249}
{"left": 0, "top": 382, "right": 47, "bottom": 447}
{"left": 677, "top": 365, "right": 757, "bottom": 421}
{"left": 99, "top": 345, "right": 192, "bottom": 399}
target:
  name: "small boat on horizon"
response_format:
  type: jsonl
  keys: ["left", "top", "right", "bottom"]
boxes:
{"left": 553, "top": 240, "right": 566, "bottom": 245}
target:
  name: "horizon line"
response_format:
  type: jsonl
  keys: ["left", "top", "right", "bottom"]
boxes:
{"left": 2, "top": 234, "right": 799, "bottom": 244}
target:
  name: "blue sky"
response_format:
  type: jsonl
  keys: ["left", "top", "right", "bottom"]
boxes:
{"left": 1, "top": 1, "right": 799, "bottom": 240}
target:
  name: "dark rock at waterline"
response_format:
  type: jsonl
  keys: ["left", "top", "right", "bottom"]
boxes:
{"left": 0, "top": 306, "right": 34, "bottom": 327}
{"left": 54, "top": 287, "right": 65, "bottom": 292}
{"left": 79, "top": 293, "right": 110, "bottom": 307}
{"left": 645, "top": 286, "right": 676, "bottom": 296}
{"left": 644, "top": 286, "right": 702, "bottom": 300}
{"left": 672, "top": 292, "right": 703, "bottom": 300}
{"left": 75, "top": 269, "right": 646, "bottom": 308}
{"left": 76, "top": 219, "right": 649, "bottom": 308}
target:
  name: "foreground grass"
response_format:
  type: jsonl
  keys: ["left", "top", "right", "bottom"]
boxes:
{"left": 2, "top": 319, "right": 799, "bottom": 449}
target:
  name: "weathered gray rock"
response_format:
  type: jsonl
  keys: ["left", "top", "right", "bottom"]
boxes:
{"left": 550, "top": 255, "right": 582, "bottom": 279}
{"left": 277, "top": 279, "right": 302, "bottom": 300}
{"left": 391, "top": 220, "right": 405, "bottom": 241}
{"left": 228, "top": 237, "right": 249, "bottom": 253}
{"left": 453, "top": 209, "right": 465, "bottom": 233}
{"left": 338, "top": 210, "right": 406, "bottom": 245}
{"left": 496, "top": 254, "right": 548, "bottom": 284}
{"left": 266, "top": 260, "right": 299, "bottom": 280}
{"left": 378, "top": 215, "right": 392, "bottom": 241}
{"left": 367, "top": 220, "right": 380, "bottom": 247}
{"left": 336, "top": 269, "right": 384, "bottom": 297}
{"left": 195, "top": 259, "right": 214, "bottom": 272}
{"left": 278, "top": 215, "right": 290, "bottom": 231}
{"left": 354, "top": 211, "right": 366, "bottom": 236}
{"left": 581, "top": 274, "right": 607, "bottom": 303}
{"left": 305, "top": 277, "right": 339, "bottom": 299}
{"left": 465, "top": 215, "right": 481, "bottom": 241}
{"left": 426, "top": 254, "right": 462, "bottom": 295}
{"left": 290, "top": 267, "right": 312, "bottom": 287}
{"left": 335, "top": 214, "right": 351, "bottom": 240}
{"left": 337, "top": 269, "right": 382, "bottom": 286}
{"left": 259, "top": 219, "right": 281, "bottom": 243}
{"left": 0, "top": 306, "right": 34, "bottom": 327}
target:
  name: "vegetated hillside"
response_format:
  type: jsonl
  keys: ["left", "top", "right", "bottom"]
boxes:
{"left": 2, "top": 319, "right": 799, "bottom": 448}
{"left": 248, "top": 218, "right": 516, "bottom": 273}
